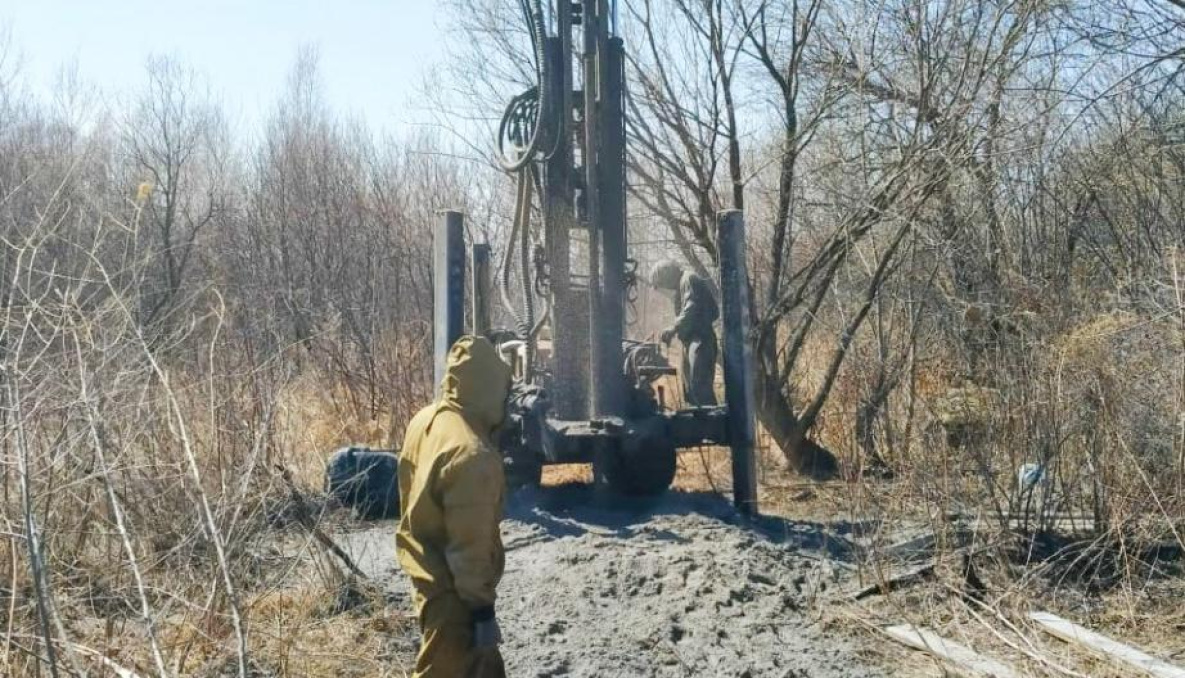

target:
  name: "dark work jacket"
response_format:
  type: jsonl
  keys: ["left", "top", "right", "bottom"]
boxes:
{"left": 673, "top": 272, "right": 719, "bottom": 343}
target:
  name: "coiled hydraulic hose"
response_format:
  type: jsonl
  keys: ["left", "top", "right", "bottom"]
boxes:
{"left": 496, "top": 0, "right": 554, "bottom": 172}
{"left": 496, "top": 0, "right": 565, "bottom": 380}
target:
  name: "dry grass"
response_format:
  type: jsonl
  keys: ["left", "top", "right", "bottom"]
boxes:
{"left": 0, "top": 166, "right": 1178, "bottom": 678}
{"left": 159, "top": 585, "right": 412, "bottom": 677}
{"left": 786, "top": 301, "right": 1185, "bottom": 675}
{"left": 657, "top": 300, "right": 1185, "bottom": 675}
{"left": 541, "top": 464, "right": 594, "bottom": 486}
{"left": 3, "top": 305, "right": 1178, "bottom": 676}
{"left": 272, "top": 378, "right": 402, "bottom": 490}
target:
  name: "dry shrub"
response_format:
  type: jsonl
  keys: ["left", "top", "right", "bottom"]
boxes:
{"left": 1048, "top": 312, "right": 1184, "bottom": 532}
{"left": 773, "top": 264, "right": 1185, "bottom": 603}
{"left": 272, "top": 376, "right": 395, "bottom": 489}
{"left": 0, "top": 216, "right": 433, "bottom": 675}
{"left": 145, "top": 584, "right": 412, "bottom": 678}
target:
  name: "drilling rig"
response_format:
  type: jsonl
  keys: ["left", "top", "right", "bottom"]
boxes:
{"left": 434, "top": 0, "right": 758, "bottom": 513}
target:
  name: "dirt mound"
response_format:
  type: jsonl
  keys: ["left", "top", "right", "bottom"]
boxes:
{"left": 339, "top": 486, "right": 885, "bottom": 677}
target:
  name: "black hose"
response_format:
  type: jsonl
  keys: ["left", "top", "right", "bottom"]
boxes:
{"left": 518, "top": 0, "right": 538, "bottom": 59}
{"left": 495, "top": 0, "right": 566, "bottom": 380}
{"left": 520, "top": 168, "right": 537, "bottom": 375}
{"left": 497, "top": 0, "right": 552, "bottom": 172}
{"left": 500, "top": 174, "right": 530, "bottom": 334}
{"left": 496, "top": 167, "right": 544, "bottom": 378}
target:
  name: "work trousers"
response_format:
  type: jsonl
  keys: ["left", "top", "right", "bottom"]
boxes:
{"left": 681, "top": 331, "right": 718, "bottom": 406}
{"left": 412, "top": 590, "right": 506, "bottom": 678}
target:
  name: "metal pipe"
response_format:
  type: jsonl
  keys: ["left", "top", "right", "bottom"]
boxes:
{"left": 593, "top": 36, "right": 628, "bottom": 416}
{"left": 471, "top": 242, "right": 492, "bottom": 337}
{"left": 434, "top": 211, "right": 466, "bottom": 397}
{"left": 717, "top": 210, "right": 758, "bottom": 515}
{"left": 543, "top": 35, "right": 590, "bottom": 418}
{"left": 582, "top": 0, "right": 606, "bottom": 414}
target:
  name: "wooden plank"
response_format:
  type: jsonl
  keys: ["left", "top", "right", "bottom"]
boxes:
{"left": 1030, "top": 612, "right": 1185, "bottom": 678}
{"left": 883, "top": 624, "right": 1022, "bottom": 678}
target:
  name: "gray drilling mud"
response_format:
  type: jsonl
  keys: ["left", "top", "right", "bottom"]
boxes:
{"left": 336, "top": 487, "right": 886, "bottom": 677}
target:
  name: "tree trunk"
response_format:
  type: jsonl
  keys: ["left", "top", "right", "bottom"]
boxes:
{"left": 755, "top": 361, "right": 839, "bottom": 480}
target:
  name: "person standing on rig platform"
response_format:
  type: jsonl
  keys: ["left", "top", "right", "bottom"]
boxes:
{"left": 651, "top": 260, "right": 720, "bottom": 407}
{"left": 397, "top": 336, "right": 512, "bottom": 677}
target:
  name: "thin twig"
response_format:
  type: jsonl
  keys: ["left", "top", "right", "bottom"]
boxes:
{"left": 274, "top": 465, "right": 369, "bottom": 580}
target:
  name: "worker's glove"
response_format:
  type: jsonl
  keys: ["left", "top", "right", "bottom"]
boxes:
{"left": 660, "top": 328, "right": 676, "bottom": 346}
{"left": 469, "top": 646, "right": 506, "bottom": 678}
{"left": 472, "top": 607, "right": 502, "bottom": 648}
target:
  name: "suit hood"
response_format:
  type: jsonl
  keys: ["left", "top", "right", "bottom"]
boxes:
{"left": 437, "top": 335, "right": 513, "bottom": 437}
{"left": 650, "top": 259, "right": 684, "bottom": 291}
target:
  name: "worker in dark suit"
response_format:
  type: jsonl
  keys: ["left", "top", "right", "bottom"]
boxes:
{"left": 651, "top": 260, "right": 719, "bottom": 406}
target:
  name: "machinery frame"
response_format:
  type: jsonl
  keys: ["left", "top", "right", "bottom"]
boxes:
{"left": 433, "top": 0, "right": 758, "bottom": 513}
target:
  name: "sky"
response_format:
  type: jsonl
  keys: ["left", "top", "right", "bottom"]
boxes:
{"left": 0, "top": 0, "right": 447, "bottom": 135}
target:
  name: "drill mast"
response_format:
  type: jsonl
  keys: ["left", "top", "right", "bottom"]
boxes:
{"left": 435, "top": 0, "right": 758, "bottom": 511}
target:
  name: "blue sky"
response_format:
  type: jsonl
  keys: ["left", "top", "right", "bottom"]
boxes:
{"left": 1, "top": 0, "right": 446, "bottom": 134}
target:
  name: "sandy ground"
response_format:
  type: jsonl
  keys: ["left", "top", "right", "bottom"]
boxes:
{"left": 335, "top": 485, "right": 890, "bottom": 677}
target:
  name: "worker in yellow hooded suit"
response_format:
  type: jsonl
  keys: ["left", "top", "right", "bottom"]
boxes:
{"left": 397, "top": 336, "right": 513, "bottom": 677}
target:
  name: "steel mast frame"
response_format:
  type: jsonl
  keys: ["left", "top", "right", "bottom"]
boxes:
{"left": 432, "top": 0, "right": 759, "bottom": 514}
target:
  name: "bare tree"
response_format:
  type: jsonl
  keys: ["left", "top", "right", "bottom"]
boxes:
{"left": 123, "top": 55, "right": 228, "bottom": 331}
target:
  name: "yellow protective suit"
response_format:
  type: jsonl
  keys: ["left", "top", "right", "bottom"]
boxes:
{"left": 397, "top": 336, "right": 512, "bottom": 678}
